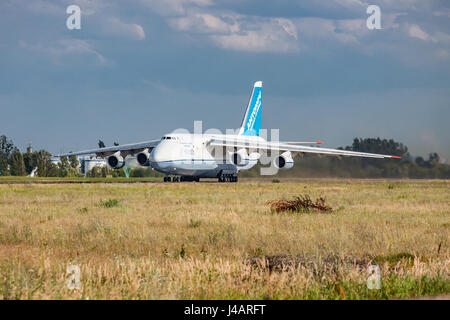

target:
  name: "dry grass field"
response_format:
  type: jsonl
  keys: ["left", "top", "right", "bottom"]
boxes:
{"left": 0, "top": 178, "right": 448, "bottom": 299}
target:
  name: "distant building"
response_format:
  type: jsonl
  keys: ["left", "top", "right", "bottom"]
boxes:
{"left": 26, "top": 143, "right": 33, "bottom": 154}
{"left": 50, "top": 158, "right": 61, "bottom": 165}
{"left": 79, "top": 156, "right": 107, "bottom": 175}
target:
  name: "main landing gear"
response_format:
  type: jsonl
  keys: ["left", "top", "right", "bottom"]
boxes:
{"left": 164, "top": 176, "right": 200, "bottom": 182}
{"left": 218, "top": 174, "right": 238, "bottom": 183}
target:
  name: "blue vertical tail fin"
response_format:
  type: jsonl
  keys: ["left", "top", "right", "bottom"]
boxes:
{"left": 238, "top": 81, "right": 262, "bottom": 136}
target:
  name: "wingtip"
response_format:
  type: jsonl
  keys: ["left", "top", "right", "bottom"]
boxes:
{"left": 316, "top": 141, "right": 323, "bottom": 144}
{"left": 391, "top": 156, "right": 402, "bottom": 159}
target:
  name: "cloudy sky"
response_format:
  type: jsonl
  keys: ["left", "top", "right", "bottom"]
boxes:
{"left": 1, "top": 0, "right": 449, "bottom": 160}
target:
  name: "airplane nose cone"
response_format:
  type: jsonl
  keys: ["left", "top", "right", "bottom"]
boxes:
{"left": 149, "top": 143, "right": 173, "bottom": 171}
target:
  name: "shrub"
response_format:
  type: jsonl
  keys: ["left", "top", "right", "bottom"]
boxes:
{"left": 99, "top": 199, "right": 120, "bottom": 208}
{"left": 267, "top": 194, "right": 332, "bottom": 213}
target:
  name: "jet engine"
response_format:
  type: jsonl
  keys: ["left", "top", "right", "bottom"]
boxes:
{"left": 136, "top": 149, "right": 151, "bottom": 166}
{"left": 273, "top": 151, "right": 294, "bottom": 170}
{"left": 230, "top": 148, "right": 249, "bottom": 166}
{"left": 107, "top": 151, "right": 126, "bottom": 169}
{"left": 238, "top": 152, "right": 260, "bottom": 170}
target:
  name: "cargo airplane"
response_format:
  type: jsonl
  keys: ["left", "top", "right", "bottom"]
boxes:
{"left": 58, "top": 81, "right": 401, "bottom": 182}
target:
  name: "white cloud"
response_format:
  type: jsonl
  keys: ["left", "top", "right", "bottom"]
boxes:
{"left": 373, "top": 0, "right": 431, "bottom": 11}
{"left": 211, "top": 27, "right": 298, "bottom": 53}
{"left": 19, "top": 38, "right": 109, "bottom": 65}
{"left": 293, "top": 18, "right": 361, "bottom": 45}
{"left": 140, "top": 0, "right": 213, "bottom": 16}
{"left": 292, "top": 11, "right": 405, "bottom": 46}
{"left": 168, "top": 10, "right": 299, "bottom": 53}
{"left": 275, "top": 18, "right": 298, "bottom": 40}
{"left": 169, "top": 12, "right": 239, "bottom": 34}
{"left": 433, "top": 10, "right": 450, "bottom": 18}
{"left": 143, "top": 0, "right": 450, "bottom": 58}
{"left": 407, "top": 24, "right": 430, "bottom": 41}
{"left": 431, "top": 32, "right": 450, "bottom": 44}
{"left": 208, "top": 18, "right": 299, "bottom": 53}
{"left": 99, "top": 18, "right": 146, "bottom": 40}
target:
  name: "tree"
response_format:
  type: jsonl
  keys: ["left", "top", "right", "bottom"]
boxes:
{"left": 58, "top": 156, "right": 70, "bottom": 177}
{"left": 23, "top": 152, "right": 37, "bottom": 175}
{"left": 69, "top": 155, "right": 79, "bottom": 169}
{"left": 9, "top": 148, "right": 26, "bottom": 176}
{"left": 101, "top": 166, "right": 109, "bottom": 177}
{"left": 415, "top": 153, "right": 440, "bottom": 168}
{"left": 428, "top": 153, "right": 440, "bottom": 168}
{"left": 415, "top": 156, "right": 426, "bottom": 167}
{"left": 0, "top": 135, "right": 14, "bottom": 155}
{"left": 349, "top": 137, "right": 409, "bottom": 168}
{"left": 47, "top": 163, "right": 60, "bottom": 177}
{"left": 0, "top": 154, "right": 9, "bottom": 176}
{"left": 87, "top": 166, "right": 107, "bottom": 178}
{"left": 0, "top": 135, "right": 14, "bottom": 176}
{"left": 351, "top": 137, "right": 408, "bottom": 157}
{"left": 35, "top": 150, "right": 52, "bottom": 177}
{"left": 98, "top": 140, "right": 106, "bottom": 148}
{"left": 80, "top": 159, "right": 86, "bottom": 175}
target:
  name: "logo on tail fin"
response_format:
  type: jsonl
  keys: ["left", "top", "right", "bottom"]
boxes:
{"left": 239, "top": 81, "right": 262, "bottom": 136}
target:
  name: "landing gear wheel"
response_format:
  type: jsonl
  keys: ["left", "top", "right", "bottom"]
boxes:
{"left": 218, "top": 174, "right": 238, "bottom": 183}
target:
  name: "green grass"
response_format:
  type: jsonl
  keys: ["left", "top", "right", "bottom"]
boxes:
{"left": 99, "top": 199, "right": 120, "bottom": 208}
{"left": 298, "top": 276, "right": 450, "bottom": 300}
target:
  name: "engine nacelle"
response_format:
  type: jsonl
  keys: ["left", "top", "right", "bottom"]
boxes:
{"left": 273, "top": 151, "right": 294, "bottom": 170}
{"left": 107, "top": 151, "right": 125, "bottom": 169}
{"left": 238, "top": 152, "right": 260, "bottom": 170}
{"left": 230, "top": 148, "right": 249, "bottom": 166}
{"left": 136, "top": 149, "right": 151, "bottom": 166}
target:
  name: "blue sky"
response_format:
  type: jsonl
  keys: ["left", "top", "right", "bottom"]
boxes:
{"left": 1, "top": 0, "right": 449, "bottom": 161}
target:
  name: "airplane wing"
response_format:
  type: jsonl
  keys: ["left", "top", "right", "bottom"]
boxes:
{"left": 57, "top": 140, "right": 160, "bottom": 158}
{"left": 284, "top": 141, "right": 323, "bottom": 145}
{"left": 208, "top": 138, "right": 401, "bottom": 159}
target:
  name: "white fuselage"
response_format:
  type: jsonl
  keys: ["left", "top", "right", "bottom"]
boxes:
{"left": 149, "top": 133, "right": 263, "bottom": 177}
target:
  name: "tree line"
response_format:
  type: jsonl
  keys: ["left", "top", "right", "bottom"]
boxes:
{"left": 0, "top": 135, "right": 82, "bottom": 177}
{"left": 0, "top": 135, "right": 162, "bottom": 178}
{"left": 1, "top": 135, "right": 449, "bottom": 179}
{"left": 242, "top": 137, "right": 450, "bottom": 179}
